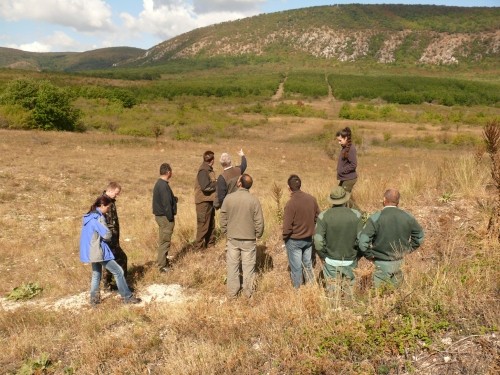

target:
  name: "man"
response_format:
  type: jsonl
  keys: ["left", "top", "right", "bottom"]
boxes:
{"left": 358, "top": 189, "right": 424, "bottom": 289}
{"left": 101, "top": 182, "right": 128, "bottom": 290}
{"left": 214, "top": 149, "right": 247, "bottom": 209}
{"left": 314, "top": 186, "right": 363, "bottom": 295}
{"left": 152, "top": 163, "right": 177, "bottom": 273}
{"left": 194, "top": 151, "right": 217, "bottom": 251}
{"left": 220, "top": 174, "right": 264, "bottom": 298}
{"left": 282, "top": 174, "right": 320, "bottom": 289}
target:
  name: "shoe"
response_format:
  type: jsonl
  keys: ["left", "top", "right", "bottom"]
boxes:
{"left": 159, "top": 267, "right": 170, "bottom": 273}
{"left": 90, "top": 296, "right": 101, "bottom": 307}
{"left": 123, "top": 296, "right": 142, "bottom": 304}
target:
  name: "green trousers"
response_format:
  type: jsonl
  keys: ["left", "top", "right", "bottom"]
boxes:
{"left": 373, "top": 259, "right": 404, "bottom": 289}
{"left": 322, "top": 259, "right": 357, "bottom": 297}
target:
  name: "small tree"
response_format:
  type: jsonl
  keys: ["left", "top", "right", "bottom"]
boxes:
{"left": 272, "top": 182, "right": 284, "bottom": 225}
{"left": 483, "top": 120, "right": 500, "bottom": 240}
{"left": 31, "top": 82, "right": 81, "bottom": 131}
{"left": 0, "top": 78, "right": 81, "bottom": 131}
{"left": 0, "top": 78, "right": 39, "bottom": 109}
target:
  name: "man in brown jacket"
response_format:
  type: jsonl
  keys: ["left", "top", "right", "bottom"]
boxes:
{"left": 283, "top": 174, "right": 320, "bottom": 288}
{"left": 194, "top": 150, "right": 217, "bottom": 251}
{"left": 220, "top": 174, "right": 264, "bottom": 298}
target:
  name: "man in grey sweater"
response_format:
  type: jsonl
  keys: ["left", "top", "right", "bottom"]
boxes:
{"left": 220, "top": 174, "right": 264, "bottom": 298}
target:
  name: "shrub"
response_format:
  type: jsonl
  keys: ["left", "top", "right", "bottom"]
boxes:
{"left": 31, "top": 83, "right": 81, "bottom": 131}
{"left": 6, "top": 282, "right": 43, "bottom": 301}
{"left": 0, "top": 78, "right": 39, "bottom": 109}
{"left": 0, "top": 79, "right": 81, "bottom": 131}
{"left": 451, "top": 133, "right": 481, "bottom": 146}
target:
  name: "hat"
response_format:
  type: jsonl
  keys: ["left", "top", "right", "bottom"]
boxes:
{"left": 328, "top": 186, "right": 350, "bottom": 205}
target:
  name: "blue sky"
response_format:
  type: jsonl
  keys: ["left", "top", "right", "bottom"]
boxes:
{"left": 0, "top": 1, "right": 497, "bottom": 52}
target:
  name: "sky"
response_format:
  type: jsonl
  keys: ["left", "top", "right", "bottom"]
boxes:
{"left": 0, "top": 0, "right": 498, "bottom": 53}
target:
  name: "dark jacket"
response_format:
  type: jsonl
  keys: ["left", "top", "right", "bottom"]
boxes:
{"left": 337, "top": 144, "right": 357, "bottom": 181}
{"left": 358, "top": 206, "right": 424, "bottom": 261}
{"left": 102, "top": 192, "right": 119, "bottom": 248}
{"left": 194, "top": 162, "right": 216, "bottom": 204}
{"left": 282, "top": 190, "right": 320, "bottom": 241}
{"left": 314, "top": 206, "right": 363, "bottom": 261}
{"left": 152, "top": 178, "right": 177, "bottom": 222}
{"left": 215, "top": 156, "right": 247, "bottom": 209}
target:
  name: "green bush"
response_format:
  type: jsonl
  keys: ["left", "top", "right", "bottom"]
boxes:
{"left": 31, "top": 83, "right": 81, "bottom": 131}
{"left": 451, "top": 133, "right": 481, "bottom": 146}
{"left": 0, "top": 78, "right": 39, "bottom": 109}
{"left": 0, "top": 104, "right": 32, "bottom": 129}
{"left": 0, "top": 79, "right": 81, "bottom": 131}
{"left": 6, "top": 282, "right": 43, "bottom": 301}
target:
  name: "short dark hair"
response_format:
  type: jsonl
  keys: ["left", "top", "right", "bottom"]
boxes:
{"left": 203, "top": 151, "right": 215, "bottom": 163}
{"left": 159, "top": 163, "right": 172, "bottom": 175}
{"left": 240, "top": 174, "right": 253, "bottom": 189}
{"left": 287, "top": 174, "right": 301, "bottom": 191}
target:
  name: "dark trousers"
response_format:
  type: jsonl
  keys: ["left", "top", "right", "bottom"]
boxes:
{"left": 195, "top": 201, "right": 215, "bottom": 250}
{"left": 103, "top": 244, "right": 128, "bottom": 285}
{"left": 339, "top": 178, "right": 361, "bottom": 211}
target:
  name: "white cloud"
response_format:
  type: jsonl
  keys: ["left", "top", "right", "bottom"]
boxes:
{"left": 7, "top": 41, "right": 51, "bottom": 53}
{"left": 7, "top": 31, "right": 80, "bottom": 52}
{"left": 0, "top": 0, "right": 267, "bottom": 52}
{"left": 0, "top": 0, "right": 113, "bottom": 31}
{"left": 193, "top": 0, "right": 265, "bottom": 14}
{"left": 121, "top": 0, "right": 262, "bottom": 44}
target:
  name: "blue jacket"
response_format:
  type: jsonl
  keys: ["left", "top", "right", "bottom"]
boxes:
{"left": 79, "top": 208, "right": 114, "bottom": 263}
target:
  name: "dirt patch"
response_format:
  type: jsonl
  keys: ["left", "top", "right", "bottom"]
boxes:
{"left": 0, "top": 284, "right": 191, "bottom": 312}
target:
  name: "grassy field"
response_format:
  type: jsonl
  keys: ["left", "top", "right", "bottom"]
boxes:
{"left": 0, "top": 96, "right": 498, "bottom": 373}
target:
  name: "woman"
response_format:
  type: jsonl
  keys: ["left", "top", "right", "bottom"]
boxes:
{"left": 79, "top": 195, "right": 141, "bottom": 306}
{"left": 336, "top": 127, "right": 358, "bottom": 206}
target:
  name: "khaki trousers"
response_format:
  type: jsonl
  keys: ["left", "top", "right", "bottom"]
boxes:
{"left": 226, "top": 239, "right": 256, "bottom": 298}
{"left": 155, "top": 216, "right": 175, "bottom": 269}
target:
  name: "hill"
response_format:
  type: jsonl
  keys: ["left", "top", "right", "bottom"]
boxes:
{"left": 0, "top": 46, "right": 145, "bottom": 72}
{"left": 1, "top": 5, "right": 498, "bottom": 73}
{"left": 122, "top": 4, "right": 500, "bottom": 68}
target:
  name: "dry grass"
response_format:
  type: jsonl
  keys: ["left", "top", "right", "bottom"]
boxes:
{"left": 0, "top": 114, "right": 498, "bottom": 374}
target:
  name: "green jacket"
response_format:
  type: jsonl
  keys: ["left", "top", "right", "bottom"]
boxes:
{"left": 358, "top": 206, "right": 424, "bottom": 261}
{"left": 314, "top": 206, "right": 363, "bottom": 261}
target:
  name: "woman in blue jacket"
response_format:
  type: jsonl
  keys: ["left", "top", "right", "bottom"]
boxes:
{"left": 80, "top": 195, "right": 141, "bottom": 306}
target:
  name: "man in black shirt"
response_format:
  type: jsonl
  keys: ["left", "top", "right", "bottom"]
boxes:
{"left": 152, "top": 163, "right": 177, "bottom": 272}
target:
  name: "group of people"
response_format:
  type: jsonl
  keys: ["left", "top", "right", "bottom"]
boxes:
{"left": 79, "top": 182, "right": 141, "bottom": 305}
{"left": 79, "top": 126, "right": 424, "bottom": 305}
{"left": 151, "top": 149, "right": 259, "bottom": 299}
{"left": 283, "top": 127, "right": 424, "bottom": 295}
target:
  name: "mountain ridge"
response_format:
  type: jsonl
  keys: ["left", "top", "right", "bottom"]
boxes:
{"left": 123, "top": 4, "right": 499, "bottom": 67}
{"left": 0, "top": 4, "right": 498, "bottom": 72}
